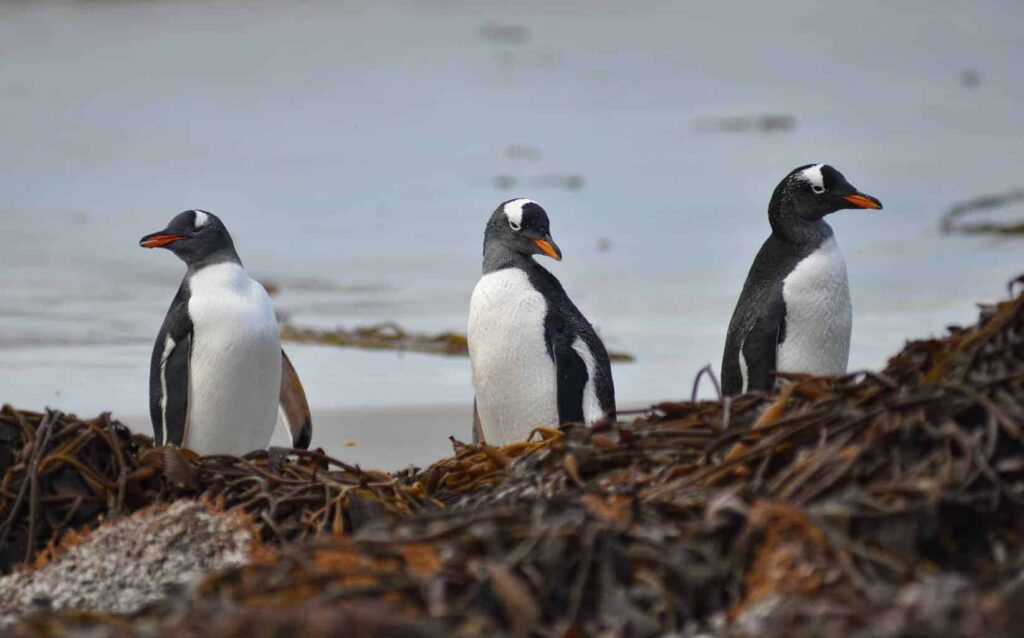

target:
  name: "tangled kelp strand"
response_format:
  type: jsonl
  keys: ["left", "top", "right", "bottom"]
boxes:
{"left": 0, "top": 409, "right": 431, "bottom": 574}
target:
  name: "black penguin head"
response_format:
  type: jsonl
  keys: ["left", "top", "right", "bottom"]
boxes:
{"left": 139, "top": 209, "right": 239, "bottom": 266}
{"left": 484, "top": 198, "right": 562, "bottom": 261}
{"left": 769, "top": 164, "right": 882, "bottom": 230}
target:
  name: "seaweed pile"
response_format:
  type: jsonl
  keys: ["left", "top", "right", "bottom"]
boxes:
{"left": 693, "top": 113, "right": 797, "bottom": 134}
{"left": 281, "top": 320, "right": 636, "bottom": 362}
{"left": 0, "top": 408, "right": 430, "bottom": 574}
{"left": 940, "top": 188, "right": 1024, "bottom": 235}
{"left": 280, "top": 321, "right": 473, "bottom": 357}
{"left": 5, "top": 289, "right": 1024, "bottom": 636}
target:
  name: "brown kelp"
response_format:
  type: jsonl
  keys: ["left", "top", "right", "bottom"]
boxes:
{"left": 280, "top": 321, "right": 472, "bottom": 357}
{"left": 280, "top": 320, "right": 636, "bottom": 362}
{"left": 940, "top": 188, "right": 1024, "bottom": 235}
{"left": 0, "top": 408, "right": 423, "bottom": 574}
{"left": 5, "top": 286, "right": 1024, "bottom": 636}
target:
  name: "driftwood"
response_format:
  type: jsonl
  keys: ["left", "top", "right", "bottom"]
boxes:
{"left": 4, "top": 284, "right": 1024, "bottom": 635}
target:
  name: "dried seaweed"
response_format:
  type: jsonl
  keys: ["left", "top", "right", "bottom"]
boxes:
{"left": 0, "top": 409, "right": 427, "bottom": 574}
{"left": 6, "top": 287, "right": 1024, "bottom": 636}
{"left": 940, "top": 188, "right": 1024, "bottom": 235}
{"left": 281, "top": 320, "right": 636, "bottom": 362}
{"left": 693, "top": 114, "right": 797, "bottom": 134}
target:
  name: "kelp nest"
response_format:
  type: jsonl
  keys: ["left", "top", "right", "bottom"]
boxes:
{"left": 4, "top": 284, "right": 1024, "bottom": 636}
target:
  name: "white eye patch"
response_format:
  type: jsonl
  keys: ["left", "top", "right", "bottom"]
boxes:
{"left": 502, "top": 198, "right": 533, "bottom": 231}
{"left": 800, "top": 164, "right": 826, "bottom": 193}
{"left": 192, "top": 210, "right": 209, "bottom": 229}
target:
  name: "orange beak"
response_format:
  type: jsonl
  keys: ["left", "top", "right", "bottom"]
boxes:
{"left": 139, "top": 234, "right": 186, "bottom": 248}
{"left": 533, "top": 237, "right": 562, "bottom": 261}
{"left": 842, "top": 193, "right": 883, "bottom": 210}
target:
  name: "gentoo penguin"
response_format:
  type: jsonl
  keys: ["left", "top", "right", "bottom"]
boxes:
{"left": 140, "top": 209, "right": 312, "bottom": 455}
{"left": 721, "top": 164, "right": 882, "bottom": 397}
{"left": 467, "top": 198, "right": 616, "bottom": 445}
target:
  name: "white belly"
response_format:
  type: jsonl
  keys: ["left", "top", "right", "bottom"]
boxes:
{"left": 186, "top": 263, "right": 282, "bottom": 455}
{"left": 777, "top": 236, "right": 852, "bottom": 376}
{"left": 468, "top": 269, "right": 557, "bottom": 445}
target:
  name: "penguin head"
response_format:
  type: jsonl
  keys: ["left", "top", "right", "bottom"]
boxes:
{"left": 139, "top": 209, "right": 238, "bottom": 265}
{"left": 485, "top": 198, "right": 562, "bottom": 261}
{"left": 771, "top": 164, "right": 882, "bottom": 227}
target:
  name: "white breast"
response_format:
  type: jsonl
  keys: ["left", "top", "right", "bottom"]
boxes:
{"left": 468, "top": 268, "right": 557, "bottom": 445}
{"left": 777, "top": 236, "right": 852, "bottom": 377}
{"left": 186, "top": 263, "right": 281, "bottom": 455}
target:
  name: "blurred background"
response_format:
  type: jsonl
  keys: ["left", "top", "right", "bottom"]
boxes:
{"left": 1, "top": 0, "right": 1021, "bottom": 468}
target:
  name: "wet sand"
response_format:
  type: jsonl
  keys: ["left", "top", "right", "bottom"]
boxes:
{"left": 117, "top": 403, "right": 469, "bottom": 471}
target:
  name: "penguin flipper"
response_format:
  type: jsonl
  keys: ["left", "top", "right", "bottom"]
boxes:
{"left": 741, "top": 295, "right": 786, "bottom": 393}
{"left": 149, "top": 284, "right": 193, "bottom": 447}
{"left": 472, "top": 398, "right": 484, "bottom": 444}
{"left": 157, "top": 332, "right": 191, "bottom": 447}
{"left": 551, "top": 328, "right": 588, "bottom": 425}
{"left": 279, "top": 349, "right": 313, "bottom": 450}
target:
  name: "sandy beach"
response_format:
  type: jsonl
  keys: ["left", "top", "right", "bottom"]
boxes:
{"left": 115, "top": 403, "right": 468, "bottom": 471}
{"left": 1, "top": 0, "right": 1023, "bottom": 470}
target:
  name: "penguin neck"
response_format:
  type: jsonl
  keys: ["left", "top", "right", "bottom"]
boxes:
{"left": 482, "top": 240, "right": 536, "bottom": 275}
{"left": 186, "top": 247, "right": 244, "bottom": 276}
{"left": 768, "top": 201, "right": 833, "bottom": 248}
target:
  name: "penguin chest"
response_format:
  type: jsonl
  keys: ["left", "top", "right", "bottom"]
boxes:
{"left": 777, "top": 237, "right": 852, "bottom": 376}
{"left": 186, "top": 263, "right": 282, "bottom": 455}
{"left": 468, "top": 269, "right": 558, "bottom": 444}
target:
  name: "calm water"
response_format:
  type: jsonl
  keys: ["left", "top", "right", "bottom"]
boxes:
{"left": 1, "top": 0, "right": 1022, "bottom": 464}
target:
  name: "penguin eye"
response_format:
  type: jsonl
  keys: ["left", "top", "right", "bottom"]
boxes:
{"left": 508, "top": 220, "right": 521, "bottom": 232}
{"left": 811, "top": 185, "right": 825, "bottom": 194}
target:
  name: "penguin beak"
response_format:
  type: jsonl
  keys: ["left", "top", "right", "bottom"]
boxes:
{"left": 842, "top": 193, "right": 883, "bottom": 210}
{"left": 139, "top": 231, "right": 186, "bottom": 248}
{"left": 533, "top": 235, "right": 562, "bottom": 261}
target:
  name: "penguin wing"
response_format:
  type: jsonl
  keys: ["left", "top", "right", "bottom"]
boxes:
{"left": 279, "top": 349, "right": 313, "bottom": 449}
{"left": 149, "top": 291, "right": 193, "bottom": 447}
{"left": 472, "top": 398, "right": 484, "bottom": 444}
{"left": 740, "top": 292, "right": 786, "bottom": 393}
{"left": 549, "top": 320, "right": 589, "bottom": 425}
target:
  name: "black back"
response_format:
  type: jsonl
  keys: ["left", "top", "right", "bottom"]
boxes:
{"left": 529, "top": 261, "right": 617, "bottom": 421}
{"left": 148, "top": 281, "right": 193, "bottom": 445}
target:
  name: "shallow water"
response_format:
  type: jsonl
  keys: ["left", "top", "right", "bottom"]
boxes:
{"left": 1, "top": 0, "right": 1022, "bottom": 466}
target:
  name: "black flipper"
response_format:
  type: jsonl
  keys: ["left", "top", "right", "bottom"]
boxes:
{"left": 472, "top": 398, "right": 484, "bottom": 444}
{"left": 549, "top": 317, "right": 589, "bottom": 425}
{"left": 148, "top": 283, "right": 193, "bottom": 446}
{"left": 279, "top": 349, "right": 313, "bottom": 449}
{"left": 740, "top": 292, "right": 786, "bottom": 394}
